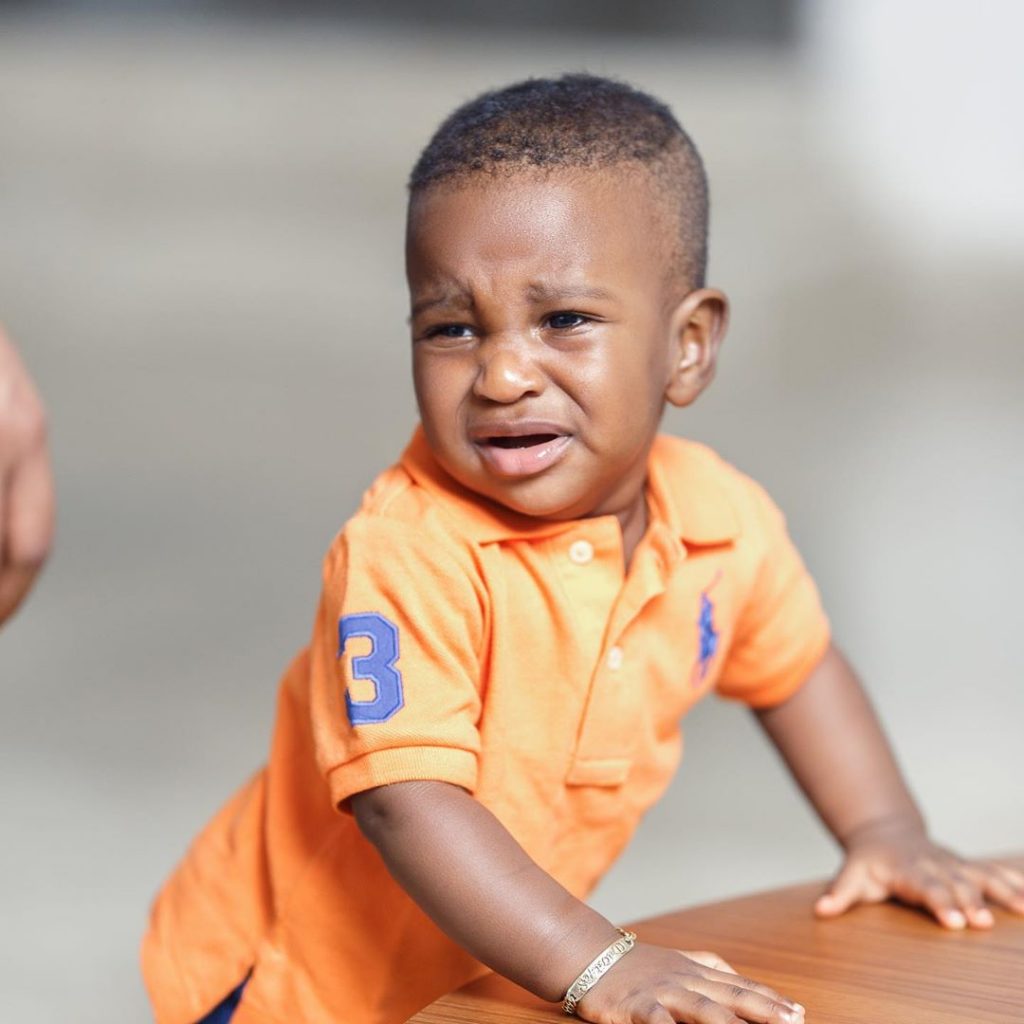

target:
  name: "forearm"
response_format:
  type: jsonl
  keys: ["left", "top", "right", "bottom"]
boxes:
{"left": 755, "top": 643, "right": 925, "bottom": 847}
{"left": 352, "top": 780, "right": 618, "bottom": 1001}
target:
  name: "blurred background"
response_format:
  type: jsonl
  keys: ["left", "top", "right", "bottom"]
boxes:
{"left": 1, "top": 1, "right": 1021, "bottom": 1020}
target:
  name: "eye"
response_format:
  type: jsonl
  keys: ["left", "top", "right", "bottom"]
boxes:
{"left": 545, "top": 311, "right": 589, "bottom": 331}
{"left": 423, "top": 323, "right": 475, "bottom": 341}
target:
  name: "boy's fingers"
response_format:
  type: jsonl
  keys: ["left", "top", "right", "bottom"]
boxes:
{"left": 946, "top": 871, "right": 993, "bottom": 928}
{"left": 681, "top": 950, "right": 736, "bottom": 974}
{"left": 993, "top": 862, "right": 1024, "bottom": 889}
{"left": 657, "top": 988, "right": 745, "bottom": 1024}
{"left": 975, "top": 865, "right": 1024, "bottom": 915}
{"left": 815, "top": 861, "right": 869, "bottom": 917}
{"left": 637, "top": 1004, "right": 676, "bottom": 1024}
{"left": 700, "top": 967, "right": 802, "bottom": 1014}
{"left": 897, "top": 872, "right": 967, "bottom": 929}
{"left": 968, "top": 860, "right": 1024, "bottom": 893}
{"left": 662, "top": 985, "right": 799, "bottom": 1024}
{"left": 687, "top": 980, "right": 804, "bottom": 1024}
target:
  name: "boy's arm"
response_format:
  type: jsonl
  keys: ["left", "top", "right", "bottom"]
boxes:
{"left": 353, "top": 780, "right": 803, "bottom": 1024}
{"left": 755, "top": 643, "right": 1024, "bottom": 928}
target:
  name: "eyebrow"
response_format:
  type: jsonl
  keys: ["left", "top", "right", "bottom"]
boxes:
{"left": 525, "top": 282, "right": 616, "bottom": 304}
{"left": 410, "top": 287, "right": 473, "bottom": 320}
{"left": 409, "top": 280, "right": 617, "bottom": 321}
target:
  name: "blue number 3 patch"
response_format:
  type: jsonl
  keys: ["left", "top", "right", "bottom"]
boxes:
{"left": 338, "top": 612, "right": 405, "bottom": 725}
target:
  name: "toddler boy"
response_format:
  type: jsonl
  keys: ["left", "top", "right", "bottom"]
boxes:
{"left": 142, "top": 75, "right": 1024, "bottom": 1024}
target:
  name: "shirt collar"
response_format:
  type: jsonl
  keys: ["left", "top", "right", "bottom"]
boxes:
{"left": 646, "top": 434, "right": 740, "bottom": 546}
{"left": 400, "top": 426, "right": 739, "bottom": 547}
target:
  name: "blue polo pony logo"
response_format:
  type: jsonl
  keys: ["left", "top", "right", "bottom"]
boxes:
{"left": 691, "top": 571, "right": 722, "bottom": 687}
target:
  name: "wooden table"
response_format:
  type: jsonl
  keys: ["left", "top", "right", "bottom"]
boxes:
{"left": 409, "top": 856, "right": 1024, "bottom": 1024}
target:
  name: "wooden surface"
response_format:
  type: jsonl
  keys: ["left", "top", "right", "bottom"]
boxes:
{"left": 409, "top": 855, "right": 1024, "bottom": 1024}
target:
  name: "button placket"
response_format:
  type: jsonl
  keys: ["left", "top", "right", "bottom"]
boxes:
{"left": 546, "top": 523, "right": 622, "bottom": 711}
{"left": 567, "top": 527, "right": 680, "bottom": 785}
{"left": 568, "top": 539, "right": 594, "bottom": 565}
{"left": 550, "top": 523, "right": 635, "bottom": 786}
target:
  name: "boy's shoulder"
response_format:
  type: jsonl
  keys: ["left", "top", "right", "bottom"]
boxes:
{"left": 649, "top": 433, "right": 783, "bottom": 540}
{"left": 330, "top": 458, "right": 464, "bottom": 550}
{"left": 319, "top": 435, "right": 489, "bottom": 585}
{"left": 358, "top": 459, "right": 436, "bottom": 525}
{"left": 651, "top": 432, "right": 748, "bottom": 486}
{"left": 318, "top": 458, "right": 487, "bottom": 606}
{"left": 350, "top": 433, "right": 490, "bottom": 542}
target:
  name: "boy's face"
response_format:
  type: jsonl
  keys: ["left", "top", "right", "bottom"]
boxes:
{"left": 406, "top": 167, "right": 724, "bottom": 523}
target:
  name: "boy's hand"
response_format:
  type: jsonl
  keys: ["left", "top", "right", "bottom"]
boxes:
{"left": 576, "top": 943, "right": 804, "bottom": 1024}
{"left": 755, "top": 648, "right": 1024, "bottom": 931}
{"left": 815, "top": 818, "right": 1024, "bottom": 929}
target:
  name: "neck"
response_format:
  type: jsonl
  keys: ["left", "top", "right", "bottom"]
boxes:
{"left": 615, "top": 490, "right": 649, "bottom": 570}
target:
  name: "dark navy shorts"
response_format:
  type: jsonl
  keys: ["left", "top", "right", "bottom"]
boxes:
{"left": 196, "top": 978, "right": 248, "bottom": 1024}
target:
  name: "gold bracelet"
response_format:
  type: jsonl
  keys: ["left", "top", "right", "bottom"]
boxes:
{"left": 561, "top": 928, "right": 637, "bottom": 1017}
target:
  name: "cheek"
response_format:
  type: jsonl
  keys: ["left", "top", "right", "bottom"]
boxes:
{"left": 413, "top": 353, "right": 472, "bottom": 435}
{"left": 564, "top": 341, "right": 664, "bottom": 430}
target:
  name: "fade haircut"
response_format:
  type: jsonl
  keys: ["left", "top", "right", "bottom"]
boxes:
{"left": 408, "top": 73, "right": 709, "bottom": 289}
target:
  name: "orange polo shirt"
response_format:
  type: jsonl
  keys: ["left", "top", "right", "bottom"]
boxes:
{"left": 142, "top": 428, "right": 830, "bottom": 1024}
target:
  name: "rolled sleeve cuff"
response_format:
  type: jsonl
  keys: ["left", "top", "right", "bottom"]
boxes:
{"left": 328, "top": 746, "right": 479, "bottom": 813}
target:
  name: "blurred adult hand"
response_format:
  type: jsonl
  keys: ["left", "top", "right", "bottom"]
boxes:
{"left": 0, "top": 326, "right": 54, "bottom": 625}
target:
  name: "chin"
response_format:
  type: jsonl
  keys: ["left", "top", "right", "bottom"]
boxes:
{"left": 438, "top": 451, "right": 595, "bottom": 521}
{"left": 482, "top": 479, "right": 594, "bottom": 522}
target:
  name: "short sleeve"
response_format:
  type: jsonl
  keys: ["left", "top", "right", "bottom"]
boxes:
{"left": 307, "top": 516, "right": 487, "bottom": 811}
{"left": 716, "top": 480, "right": 830, "bottom": 708}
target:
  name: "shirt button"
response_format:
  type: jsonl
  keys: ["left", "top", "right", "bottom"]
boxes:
{"left": 607, "top": 646, "right": 624, "bottom": 671}
{"left": 568, "top": 539, "right": 594, "bottom": 565}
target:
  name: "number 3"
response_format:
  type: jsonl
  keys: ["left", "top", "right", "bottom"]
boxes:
{"left": 338, "top": 612, "right": 405, "bottom": 724}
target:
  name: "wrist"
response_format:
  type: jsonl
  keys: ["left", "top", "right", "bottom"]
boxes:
{"left": 839, "top": 809, "right": 927, "bottom": 850}
{"left": 562, "top": 928, "right": 637, "bottom": 1017}
{"left": 539, "top": 907, "right": 622, "bottom": 1003}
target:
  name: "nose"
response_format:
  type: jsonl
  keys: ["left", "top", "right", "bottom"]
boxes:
{"left": 472, "top": 336, "right": 544, "bottom": 404}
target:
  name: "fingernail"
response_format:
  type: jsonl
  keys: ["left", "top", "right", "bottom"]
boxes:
{"left": 976, "top": 909, "right": 994, "bottom": 926}
{"left": 947, "top": 910, "right": 966, "bottom": 929}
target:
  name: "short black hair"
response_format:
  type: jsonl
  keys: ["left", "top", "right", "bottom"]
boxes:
{"left": 408, "top": 73, "right": 709, "bottom": 287}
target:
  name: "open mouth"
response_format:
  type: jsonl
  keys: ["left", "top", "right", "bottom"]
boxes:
{"left": 473, "top": 431, "right": 573, "bottom": 477}
{"left": 485, "top": 433, "right": 562, "bottom": 449}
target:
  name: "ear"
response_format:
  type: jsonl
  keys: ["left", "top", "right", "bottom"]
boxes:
{"left": 664, "top": 288, "right": 729, "bottom": 408}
